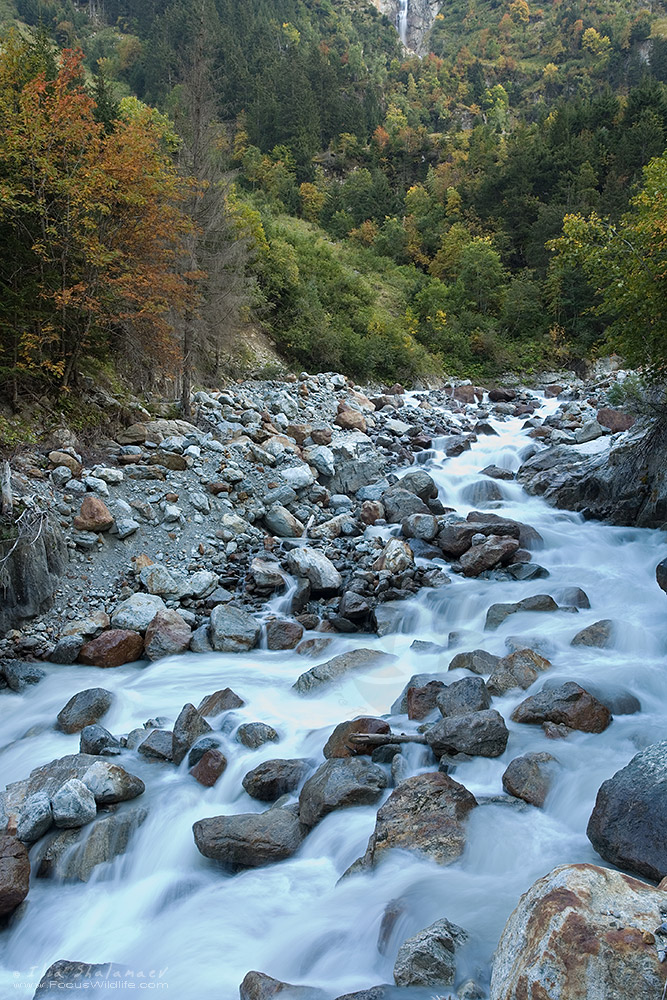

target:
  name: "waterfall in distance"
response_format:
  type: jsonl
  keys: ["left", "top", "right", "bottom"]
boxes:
{"left": 397, "top": 0, "right": 409, "bottom": 46}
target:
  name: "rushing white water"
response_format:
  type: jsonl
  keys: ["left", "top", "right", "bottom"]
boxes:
{"left": 2, "top": 392, "right": 667, "bottom": 1000}
{"left": 397, "top": 0, "right": 409, "bottom": 47}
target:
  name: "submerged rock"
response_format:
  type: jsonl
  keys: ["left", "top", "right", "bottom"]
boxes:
{"left": 239, "top": 971, "right": 327, "bottom": 1000}
{"left": 293, "top": 649, "right": 397, "bottom": 695}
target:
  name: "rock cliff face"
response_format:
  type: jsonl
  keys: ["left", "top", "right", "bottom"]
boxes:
{"left": 371, "top": 0, "right": 442, "bottom": 54}
{"left": 0, "top": 519, "right": 67, "bottom": 634}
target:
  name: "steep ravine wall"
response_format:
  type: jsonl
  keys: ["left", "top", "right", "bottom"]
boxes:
{"left": 371, "top": 0, "right": 442, "bottom": 54}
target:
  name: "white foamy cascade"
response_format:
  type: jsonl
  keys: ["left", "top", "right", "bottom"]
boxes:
{"left": 2, "top": 391, "right": 666, "bottom": 999}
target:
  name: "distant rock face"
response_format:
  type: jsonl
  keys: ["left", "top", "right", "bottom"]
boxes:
{"left": 371, "top": 0, "right": 442, "bottom": 54}
{"left": 0, "top": 517, "right": 67, "bottom": 633}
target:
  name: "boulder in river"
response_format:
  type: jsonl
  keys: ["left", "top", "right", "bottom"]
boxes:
{"left": 657, "top": 558, "right": 667, "bottom": 595}
{"left": 209, "top": 604, "right": 261, "bottom": 652}
{"left": 0, "top": 834, "right": 30, "bottom": 916}
{"left": 502, "top": 752, "right": 558, "bottom": 808}
{"left": 459, "top": 535, "right": 519, "bottom": 577}
{"left": 2, "top": 753, "right": 100, "bottom": 830}
{"left": 37, "top": 806, "right": 148, "bottom": 882}
{"left": 33, "top": 961, "right": 130, "bottom": 997}
{"left": 78, "top": 629, "right": 144, "bottom": 667}
{"left": 571, "top": 619, "right": 615, "bottom": 648}
{"left": 239, "top": 970, "right": 327, "bottom": 1000}
{"left": 293, "top": 649, "right": 397, "bottom": 695}
{"left": 426, "top": 710, "right": 509, "bottom": 759}
{"left": 172, "top": 703, "right": 213, "bottom": 765}
{"left": 490, "top": 863, "right": 667, "bottom": 1000}
{"left": 587, "top": 741, "right": 667, "bottom": 882}
{"left": 79, "top": 724, "right": 121, "bottom": 756}
{"left": 243, "top": 759, "right": 312, "bottom": 801}
{"left": 197, "top": 687, "right": 244, "bottom": 716}
{"left": 193, "top": 807, "right": 305, "bottom": 868}
{"left": 448, "top": 650, "right": 500, "bottom": 675}
{"left": 17, "top": 792, "right": 53, "bottom": 843}
{"left": 236, "top": 722, "right": 280, "bottom": 749}
{"left": 323, "top": 718, "right": 391, "bottom": 758}
{"left": 485, "top": 594, "right": 558, "bottom": 630}
{"left": 393, "top": 917, "right": 468, "bottom": 988}
{"left": 190, "top": 749, "right": 228, "bottom": 787}
{"left": 51, "top": 778, "right": 97, "bottom": 828}
{"left": 81, "top": 762, "right": 145, "bottom": 805}
{"left": 511, "top": 682, "right": 611, "bottom": 733}
{"left": 362, "top": 772, "right": 477, "bottom": 867}
{"left": 56, "top": 688, "right": 113, "bottom": 734}
{"left": 436, "top": 676, "right": 491, "bottom": 718}
{"left": 486, "top": 648, "right": 551, "bottom": 696}
{"left": 299, "top": 757, "right": 387, "bottom": 828}
{"left": 285, "top": 547, "right": 343, "bottom": 593}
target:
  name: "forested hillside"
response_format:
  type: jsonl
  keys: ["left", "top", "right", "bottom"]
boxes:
{"left": 2, "top": 0, "right": 667, "bottom": 410}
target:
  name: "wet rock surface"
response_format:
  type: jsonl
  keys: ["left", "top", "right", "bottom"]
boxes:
{"left": 587, "top": 742, "right": 667, "bottom": 882}
{"left": 490, "top": 864, "right": 667, "bottom": 1000}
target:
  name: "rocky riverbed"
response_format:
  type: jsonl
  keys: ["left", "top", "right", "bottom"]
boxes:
{"left": 1, "top": 367, "right": 666, "bottom": 1000}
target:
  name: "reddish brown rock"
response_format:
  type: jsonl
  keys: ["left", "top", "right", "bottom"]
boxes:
{"left": 511, "top": 682, "right": 611, "bottom": 733}
{"left": 596, "top": 407, "right": 635, "bottom": 433}
{"left": 407, "top": 681, "right": 446, "bottom": 720}
{"left": 0, "top": 834, "right": 30, "bottom": 916}
{"left": 197, "top": 688, "right": 244, "bottom": 716}
{"left": 360, "top": 500, "right": 385, "bottom": 525}
{"left": 49, "top": 450, "right": 82, "bottom": 475}
{"left": 265, "top": 619, "right": 304, "bottom": 651}
{"left": 335, "top": 404, "right": 367, "bottom": 432}
{"left": 323, "top": 717, "right": 391, "bottom": 758}
{"left": 544, "top": 384, "right": 564, "bottom": 397}
{"left": 73, "top": 496, "right": 114, "bottom": 532}
{"left": 79, "top": 630, "right": 144, "bottom": 668}
{"left": 190, "top": 749, "right": 228, "bottom": 787}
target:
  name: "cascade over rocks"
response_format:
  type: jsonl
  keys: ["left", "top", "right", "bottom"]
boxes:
{"left": 490, "top": 864, "right": 667, "bottom": 1000}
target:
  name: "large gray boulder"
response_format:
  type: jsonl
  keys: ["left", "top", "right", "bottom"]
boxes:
{"left": 426, "top": 710, "right": 509, "bottom": 759}
{"left": 110, "top": 593, "right": 167, "bottom": 632}
{"left": 299, "top": 758, "right": 387, "bottom": 828}
{"left": 209, "top": 604, "right": 260, "bottom": 652}
{"left": 81, "top": 762, "right": 145, "bottom": 805}
{"left": 17, "top": 792, "right": 53, "bottom": 843}
{"left": 0, "top": 834, "right": 30, "bottom": 916}
{"left": 2, "top": 754, "right": 100, "bottom": 830}
{"left": 490, "top": 863, "right": 667, "bottom": 1000}
{"left": 587, "top": 742, "right": 667, "bottom": 882}
{"left": 172, "top": 703, "right": 213, "bottom": 765}
{"left": 193, "top": 808, "right": 305, "bottom": 868}
{"left": 51, "top": 779, "right": 97, "bottom": 829}
{"left": 362, "top": 772, "right": 477, "bottom": 867}
{"left": 56, "top": 688, "right": 113, "bottom": 734}
{"left": 242, "top": 759, "right": 312, "bottom": 802}
{"left": 293, "top": 649, "right": 397, "bottom": 694}
{"left": 436, "top": 677, "right": 490, "bottom": 718}
{"left": 285, "top": 547, "right": 342, "bottom": 593}
{"left": 393, "top": 917, "right": 468, "bottom": 988}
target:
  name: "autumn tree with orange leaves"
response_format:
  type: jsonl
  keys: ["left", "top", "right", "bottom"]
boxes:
{"left": 0, "top": 33, "right": 197, "bottom": 404}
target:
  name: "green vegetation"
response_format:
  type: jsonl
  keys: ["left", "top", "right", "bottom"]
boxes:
{"left": 2, "top": 0, "right": 667, "bottom": 392}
